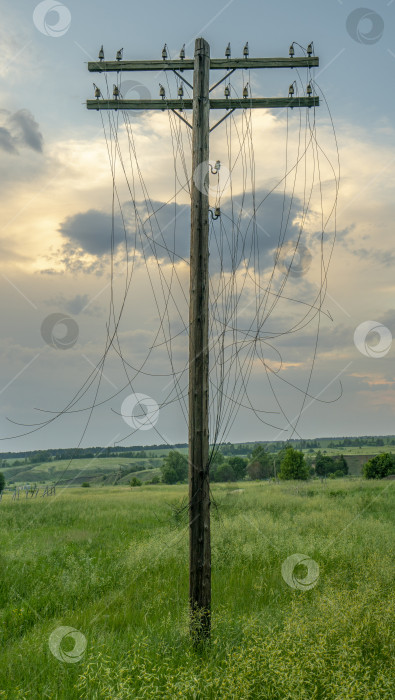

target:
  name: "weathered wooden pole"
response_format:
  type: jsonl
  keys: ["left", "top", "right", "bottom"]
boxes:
{"left": 188, "top": 37, "right": 211, "bottom": 641}
{"left": 86, "top": 41, "right": 319, "bottom": 644}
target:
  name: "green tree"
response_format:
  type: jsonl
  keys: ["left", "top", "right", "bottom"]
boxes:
{"left": 315, "top": 451, "right": 334, "bottom": 477}
{"left": 247, "top": 445, "right": 273, "bottom": 480}
{"left": 330, "top": 470, "right": 346, "bottom": 479}
{"left": 227, "top": 457, "right": 247, "bottom": 480}
{"left": 0, "top": 472, "right": 5, "bottom": 493}
{"left": 334, "top": 454, "right": 348, "bottom": 475}
{"left": 213, "top": 462, "right": 236, "bottom": 482}
{"left": 161, "top": 451, "right": 188, "bottom": 484}
{"left": 130, "top": 477, "right": 142, "bottom": 487}
{"left": 210, "top": 450, "right": 224, "bottom": 466}
{"left": 29, "top": 450, "right": 52, "bottom": 464}
{"left": 363, "top": 453, "right": 395, "bottom": 479}
{"left": 304, "top": 455, "right": 315, "bottom": 477}
{"left": 278, "top": 446, "right": 309, "bottom": 480}
{"left": 247, "top": 461, "right": 267, "bottom": 480}
{"left": 209, "top": 450, "right": 225, "bottom": 481}
{"left": 315, "top": 451, "right": 348, "bottom": 477}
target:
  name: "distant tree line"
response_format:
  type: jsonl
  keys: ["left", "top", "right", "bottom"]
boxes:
{"left": 0, "top": 443, "right": 190, "bottom": 465}
{"left": 327, "top": 437, "right": 394, "bottom": 448}
{"left": 3, "top": 438, "right": 395, "bottom": 487}
{"left": 2, "top": 436, "right": 395, "bottom": 467}
{"left": 220, "top": 444, "right": 251, "bottom": 456}
{"left": 159, "top": 445, "right": 325, "bottom": 484}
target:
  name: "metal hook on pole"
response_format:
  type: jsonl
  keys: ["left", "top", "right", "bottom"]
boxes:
{"left": 209, "top": 160, "right": 221, "bottom": 175}
{"left": 209, "top": 207, "right": 221, "bottom": 220}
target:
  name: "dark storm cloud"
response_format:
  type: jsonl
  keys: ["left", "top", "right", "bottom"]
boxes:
{"left": 128, "top": 200, "right": 191, "bottom": 262}
{"left": 57, "top": 189, "right": 305, "bottom": 272}
{"left": 0, "top": 126, "right": 17, "bottom": 154}
{"left": 58, "top": 210, "right": 126, "bottom": 256}
{"left": 0, "top": 109, "right": 43, "bottom": 154}
{"left": 9, "top": 110, "right": 44, "bottom": 153}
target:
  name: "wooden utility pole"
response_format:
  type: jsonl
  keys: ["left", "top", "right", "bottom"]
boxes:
{"left": 86, "top": 39, "right": 319, "bottom": 641}
{"left": 189, "top": 38, "right": 211, "bottom": 639}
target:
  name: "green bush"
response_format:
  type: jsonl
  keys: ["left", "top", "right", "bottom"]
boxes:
{"left": 278, "top": 446, "right": 309, "bottom": 480}
{"left": 363, "top": 453, "right": 395, "bottom": 479}
{"left": 211, "top": 455, "right": 248, "bottom": 482}
{"left": 315, "top": 452, "right": 348, "bottom": 477}
{"left": 160, "top": 451, "right": 188, "bottom": 484}
{"left": 130, "top": 477, "right": 142, "bottom": 487}
{"left": 211, "top": 462, "right": 236, "bottom": 482}
{"left": 81, "top": 482, "right": 90, "bottom": 488}
{"left": 247, "top": 445, "right": 273, "bottom": 480}
{"left": 227, "top": 456, "right": 247, "bottom": 480}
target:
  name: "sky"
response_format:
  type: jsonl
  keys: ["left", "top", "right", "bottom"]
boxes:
{"left": 1, "top": 0, "right": 395, "bottom": 452}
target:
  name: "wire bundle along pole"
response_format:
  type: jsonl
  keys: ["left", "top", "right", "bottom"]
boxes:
{"left": 86, "top": 38, "right": 321, "bottom": 643}
{"left": 189, "top": 38, "right": 211, "bottom": 641}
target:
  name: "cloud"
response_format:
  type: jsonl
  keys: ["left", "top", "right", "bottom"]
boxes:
{"left": 0, "top": 109, "right": 43, "bottom": 154}
{"left": 350, "top": 247, "right": 395, "bottom": 267}
{"left": 0, "top": 126, "right": 17, "bottom": 153}
{"left": 0, "top": 240, "right": 30, "bottom": 263}
{"left": 43, "top": 293, "right": 101, "bottom": 316}
{"left": 9, "top": 110, "right": 43, "bottom": 153}
{"left": 56, "top": 188, "right": 306, "bottom": 273}
{"left": 378, "top": 309, "right": 395, "bottom": 331}
{"left": 58, "top": 209, "right": 125, "bottom": 257}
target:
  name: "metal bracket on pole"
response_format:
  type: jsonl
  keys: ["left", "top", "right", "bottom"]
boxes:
{"left": 171, "top": 109, "right": 192, "bottom": 129}
{"left": 172, "top": 70, "right": 194, "bottom": 90}
{"left": 209, "top": 108, "right": 236, "bottom": 132}
{"left": 209, "top": 69, "right": 236, "bottom": 93}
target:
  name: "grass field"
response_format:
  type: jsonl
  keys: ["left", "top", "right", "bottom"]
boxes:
{"left": 0, "top": 480, "right": 394, "bottom": 699}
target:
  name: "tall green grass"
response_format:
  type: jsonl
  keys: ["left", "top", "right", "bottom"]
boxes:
{"left": 0, "top": 480, "right": 393, "bottom": 698}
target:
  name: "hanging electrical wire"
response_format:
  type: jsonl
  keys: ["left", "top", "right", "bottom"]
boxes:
{"left": 2, "top": 56, "right": 340, "bottom": 485}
